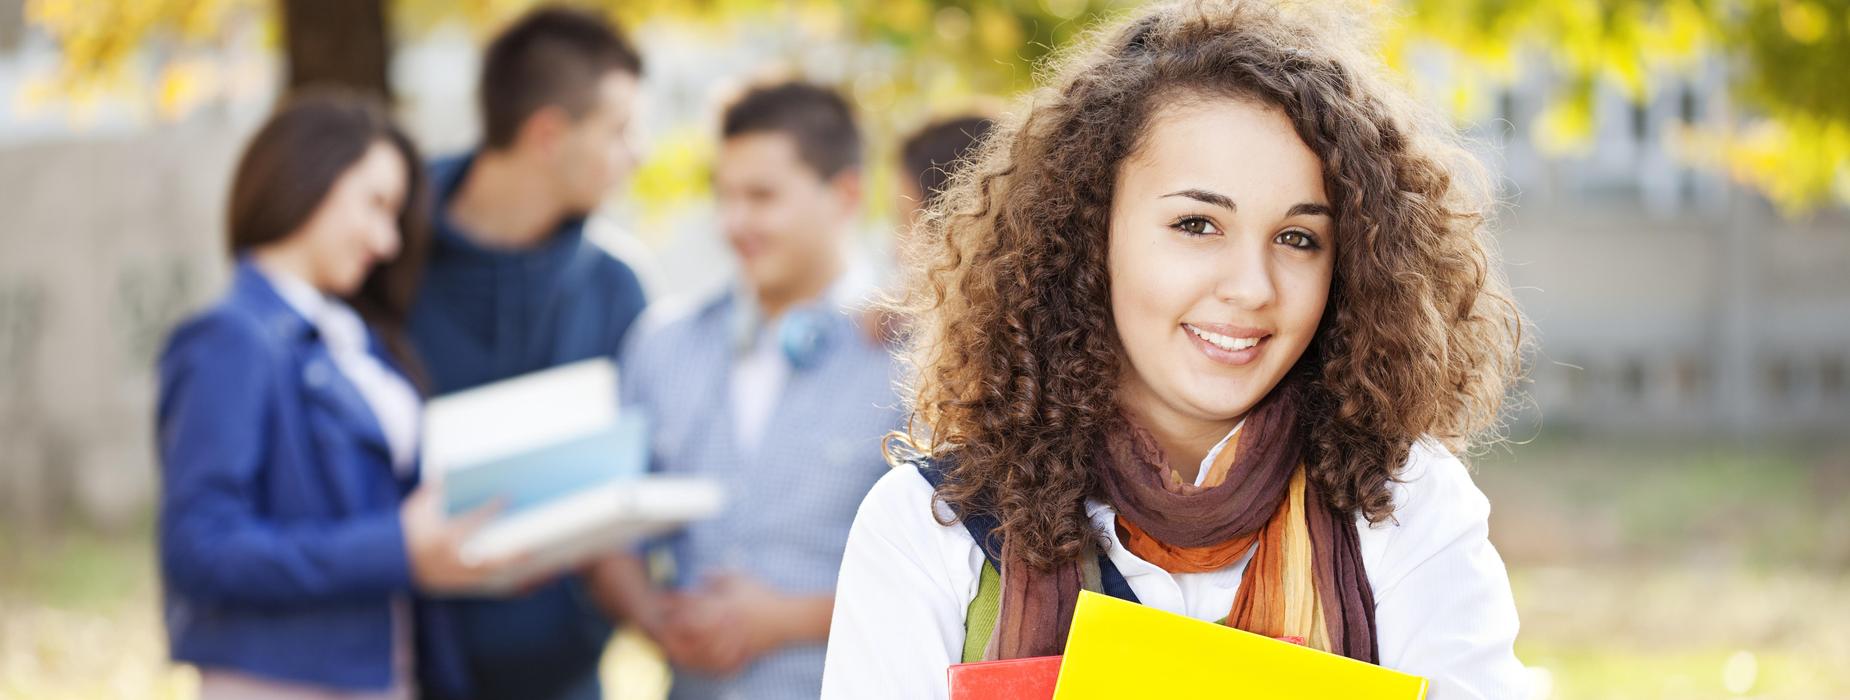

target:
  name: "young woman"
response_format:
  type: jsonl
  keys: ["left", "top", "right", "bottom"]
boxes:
{"left": 822, "top": 1, "right": 1528, "bottom": 697}
{"left": 157, "top": 92, "right": 510, "bottom": 699}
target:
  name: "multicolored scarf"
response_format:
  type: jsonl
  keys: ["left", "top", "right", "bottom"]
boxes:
{"left": 988, "top": 381, "right": 1379, "bottom": 663}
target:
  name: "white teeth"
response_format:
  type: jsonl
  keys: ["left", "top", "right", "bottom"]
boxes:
{"left": 1185, "top": 324, "right": 1261, "bottom": 352}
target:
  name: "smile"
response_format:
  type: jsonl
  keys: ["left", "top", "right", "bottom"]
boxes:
{"left": 1182, "top": 323, "right": 1270, "bottom": 366}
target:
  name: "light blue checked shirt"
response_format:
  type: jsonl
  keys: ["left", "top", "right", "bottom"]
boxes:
{"left": 620, "top": 285, "right": 905, "bottom": 700}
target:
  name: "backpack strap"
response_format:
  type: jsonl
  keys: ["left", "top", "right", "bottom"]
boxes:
{"left": 912, "top": 457, "right": 1140, "bottom": 663}
{"left": 962, "top": 562, "right": 1003, "bottom": 663}
{"left": 915, "top": 457, "right": 1005, "bottom": 568}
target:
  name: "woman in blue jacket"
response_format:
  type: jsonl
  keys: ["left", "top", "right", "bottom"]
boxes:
{"left": 156, "top": 92, "right": 509, "bottom": 699}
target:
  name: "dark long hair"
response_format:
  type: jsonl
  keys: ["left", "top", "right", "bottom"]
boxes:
{"left": 227, "top": 88, "right": 431, "bottom": 387}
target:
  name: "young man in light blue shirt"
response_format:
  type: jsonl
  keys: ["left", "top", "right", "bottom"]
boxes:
{"left": 589, "top": 81, "right": 902, "bottom": 700}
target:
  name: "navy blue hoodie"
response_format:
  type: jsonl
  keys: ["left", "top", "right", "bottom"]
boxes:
{"left": 408, "top": 154, "right": 648, "bottom": 700}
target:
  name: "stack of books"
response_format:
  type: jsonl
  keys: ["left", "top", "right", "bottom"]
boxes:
{"left": 422, "top": 358, "right": 723, "bottom": 595}
{"left": 949, "top": 591, "right": 1428, "bottom": 699}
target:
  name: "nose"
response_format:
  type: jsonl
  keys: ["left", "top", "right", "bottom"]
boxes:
{"left": 1214, "top": 234, "right": 1277, "bottom": 310}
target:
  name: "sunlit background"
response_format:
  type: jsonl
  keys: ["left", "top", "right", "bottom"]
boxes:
{"left": 1, "top": 1, "right": 1847, "bottom": 698}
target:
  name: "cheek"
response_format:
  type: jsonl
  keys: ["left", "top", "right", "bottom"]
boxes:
{"left": 572, "top": 148, "right": 604, "bottom": 184}
{"left": 767, "top": 191, "right": 819, "bottom": 241}
{"left": 584, "top": 140, "right": 614, "bottom": 178}
{"left": 1280, "top": 263, "right": 1333, "bottom": 336}
{"left": 556, "top": 138, "right": 600, "bottom": 188}
{"left": 606, "top": 136, "right": 631, "bottom": 172}
{"left": 1108, "top": 234, "right": 1184, "bottom": 353}
{"left": 320, "top": 211, "right": 365, "bottom": 255}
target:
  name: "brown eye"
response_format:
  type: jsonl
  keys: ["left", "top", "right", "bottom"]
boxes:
{"left": 1171, "top": 216, "right": 1219, "bottom": 237}
{"left": 1275, "top": 229, "right": 1319, "bottom": 250}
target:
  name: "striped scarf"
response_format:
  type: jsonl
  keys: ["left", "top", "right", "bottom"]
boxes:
{"left": 988, "top": 380, "right": 1378, "bottom": 662}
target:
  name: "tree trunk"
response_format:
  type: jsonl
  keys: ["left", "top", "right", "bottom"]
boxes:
{"left": 278, "top": 0, "right": 393, "bottom": 102}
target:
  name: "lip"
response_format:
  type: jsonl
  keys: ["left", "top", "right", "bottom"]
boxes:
{"left": 1182, "top": 323, "right": 1271, "bottom": 367}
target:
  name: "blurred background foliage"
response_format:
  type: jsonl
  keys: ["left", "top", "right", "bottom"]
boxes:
{"left": 6, "top": 2, "right": 1849, "bottom": 700}
{"left": 19, "top": 0, "right": 1850, "bottom": 214}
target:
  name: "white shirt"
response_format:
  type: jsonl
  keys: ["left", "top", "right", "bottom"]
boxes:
{"left": 263, "top": 267, "right": 420, "bottom": 473}
{"left": 729, "top": 323, "right": 791, "bottom": 452}
{"left": 819, "top": 437, "right": 1530, "bottom": 700}
{"left": 726, "top": 266, "right": 879, "bottom": 452}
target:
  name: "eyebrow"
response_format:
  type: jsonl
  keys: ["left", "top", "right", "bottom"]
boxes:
{"left": 1163, "top": 188, "right": 1236, "bottom": 211}
{"left": 1163, "top": 189, "right": 1334, "bottom": 219}
{"left": 1287, "top": 202, "right": 1334, "bottom": 218}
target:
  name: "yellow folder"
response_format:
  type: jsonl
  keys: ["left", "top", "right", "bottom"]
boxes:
{"left": 1052, "top": 591, "right": 1428, "bottom": 699}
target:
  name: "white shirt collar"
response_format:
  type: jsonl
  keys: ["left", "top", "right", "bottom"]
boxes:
{"left": 256, "top": 263, "right": 370, "bottom": 354}
{"left": 1195, "top": 419, "right": 1244, "bottom": 487}
{"left": 258, "top": 263, "right": 326, "bottom": 326}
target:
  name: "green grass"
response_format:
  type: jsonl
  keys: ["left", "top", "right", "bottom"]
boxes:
{"left": 0, "top": 527, "right": 670, "bottom": 700}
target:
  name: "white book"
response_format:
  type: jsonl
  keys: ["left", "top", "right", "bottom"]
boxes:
{"left": 422, "top": 358, "right": 722, "bottom": 595}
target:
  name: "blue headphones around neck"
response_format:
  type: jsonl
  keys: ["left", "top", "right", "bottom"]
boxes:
{"left": 777, "top": 307, "right": 831, "bottom": 370}
{"left": 734, "top": 298, "right": 833, "bottom": 370}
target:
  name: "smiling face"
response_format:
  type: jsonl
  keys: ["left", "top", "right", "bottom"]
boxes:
{"left": 1108, "top": 94, "right": 1336, "bottom": 449}
{"left": 714, "top": 131, "right": 857, "bottom": 307}
{"left": 288, "top": 141, "right": 409, "bottom": 296}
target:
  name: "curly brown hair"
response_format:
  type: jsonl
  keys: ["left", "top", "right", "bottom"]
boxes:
{"left": 889, "top": 0, "right": 1528, "bottom": 571}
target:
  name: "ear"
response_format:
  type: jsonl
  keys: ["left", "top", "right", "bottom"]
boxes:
{"left": 512, "top": 104, "right": 573, "bottom": 155}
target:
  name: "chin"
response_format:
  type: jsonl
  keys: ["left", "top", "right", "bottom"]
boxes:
{"left": 1191, "top": 398, "right": 1260, "bottom": 424}
{"left": 1177, "top": 379, "right": 1266, "bottom": 420}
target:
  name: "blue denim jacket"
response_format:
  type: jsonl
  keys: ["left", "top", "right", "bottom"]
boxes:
{"left": 156, "top": 260, "right": 467, "bottom": 696}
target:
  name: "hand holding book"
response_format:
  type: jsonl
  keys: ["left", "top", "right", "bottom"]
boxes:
{"left": 421, "top": 359, "right": 724, "bottom": 595}
{"left": 400, "top": 484, "right": 524, "bottom": 593}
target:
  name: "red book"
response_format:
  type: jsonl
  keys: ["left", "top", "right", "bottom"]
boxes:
{"left": 946, "top": 636, "right": 1305, "bottom": 699}
{"left": 947, "top": 655, "right": 1062, "bottom": 700}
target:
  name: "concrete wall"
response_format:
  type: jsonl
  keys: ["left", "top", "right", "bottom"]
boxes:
{"left": 0, "top": 114, "right": 248, "bottom": 531}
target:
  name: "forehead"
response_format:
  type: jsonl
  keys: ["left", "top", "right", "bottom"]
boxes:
{"left": 716, "top": 131, "right": 821, "bottom": 182}
{"left": 1118, "top": 95, "right": 1327, "bottom": 209}
{"left": 348, "top": 141, "right": 406, "bottom": 186}
{"left": 582, "top": 70, "right": 639, "bottom": 118}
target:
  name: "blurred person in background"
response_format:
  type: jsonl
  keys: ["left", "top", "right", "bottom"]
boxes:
{"left": 587, "top": 81, "right": 902, "bottom": 700}
{"left": 895, "top": 114, "right": 994, "bottom": 231}
{"left": 824, "top": 1, "right": 1529, "bottom": 697}
{"left": 860, "top": 114, "right": 997, "bottom": 343}
{"left": 407, "top": 7, "right": 650, "bottom": 699}
{"left": 156, "top": 91, "right": 513, "bottom": 700}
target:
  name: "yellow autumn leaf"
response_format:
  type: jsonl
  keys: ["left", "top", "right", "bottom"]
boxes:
{"left": 155, "top": 59, "right": 216, "bottom": 121}
{"left": 1534, "top": 92, "right": 1596, "bottom": 157}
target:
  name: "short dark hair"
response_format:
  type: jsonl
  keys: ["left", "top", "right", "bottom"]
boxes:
{"left": 720, "top": 81, "right": 861, "bottom": 179}
{"left": 480, "top": 6, "right": 642, "bottom": 150}
{"left": 902, "top": 115, "right": 994, "bottom": 206}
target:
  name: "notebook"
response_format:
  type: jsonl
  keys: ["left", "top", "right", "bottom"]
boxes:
{"left": 1051, "top": 591, "right": 1428, "bottom": 698}
{"left": 948, "top": 656, "right": 1061, "bottom": 700}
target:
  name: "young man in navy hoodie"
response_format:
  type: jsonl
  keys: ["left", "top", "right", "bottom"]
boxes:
{"left": 408, "top": 7, "right": 647, "bottom": 699}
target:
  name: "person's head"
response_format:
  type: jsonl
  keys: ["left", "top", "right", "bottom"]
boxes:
{"left": 714, "top": 81, "right": 863, "bottom": 309}
{"left": 229, "top": 89, "right": 428, "bottom": 318}
{"left": 897, "top": 0, "right": 1524, "bottom": 569}
{"left": 479, "top": 5, "right": 643, "bottom": 216}
{"left": 898, "top": 115, "right": 994, "bottom": 226}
